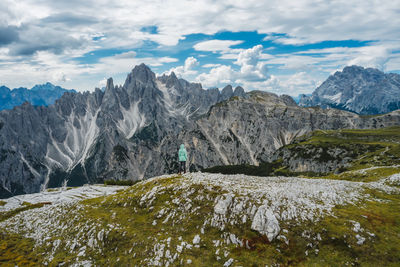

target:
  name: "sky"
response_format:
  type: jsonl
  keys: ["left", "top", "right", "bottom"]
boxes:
{"left": 1, "top": 0, "right": 400, "bottom": 96}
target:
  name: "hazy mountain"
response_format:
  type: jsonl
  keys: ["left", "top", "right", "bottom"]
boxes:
{"left": 299, "top": 65, "right": 400, "bottom": 115}
{"left": 0, "top": 82, "right": 75, "bottom": 111}
{"left": 292, "top": 93, "right": 311, "bottom": 104}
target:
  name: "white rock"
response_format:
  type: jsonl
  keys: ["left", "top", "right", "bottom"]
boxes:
{"left": 214, "top": 194, "right": 233, "bottom": 215}
{"left": 223, "top": 258, "right": 234, "bottom": 267}
{"left": 350, "top": 220, "right": 362, "bottom": 233}
{"left": 77, "top": 246, "right": 86, "bottom": 257}
{"left": 193, "top": 234, "right": 201, "bottom": 245}
{"left": 355, "top": 234, "right": 366, "bottom": 245}
{"left": 176, "top": 245, "right": 183, "bottom": 253}
{"left": 251, "top": 205, "right": 280, "bottom": 242}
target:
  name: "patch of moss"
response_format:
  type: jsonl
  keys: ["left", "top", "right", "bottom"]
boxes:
{"left": 0, "top": 231, "right": 44, "bottom": 266}
{"left": 0, "top": 200, "right": 6, "bottom": 206}
{"left": 203, "top": 160, "right": 284, "bottom": 177}
{"left": 320, "top": 166, "right": 400, "bottom": 182}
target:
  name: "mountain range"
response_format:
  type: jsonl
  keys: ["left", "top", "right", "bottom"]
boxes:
{"left": 0, "top": 82, "right": 75, "bottom": 111}
{"left": 299, "top": 65, "right": 400, "bottom": 115}
{"left": 1, "top": 64, "right": 400, "bottom": 198}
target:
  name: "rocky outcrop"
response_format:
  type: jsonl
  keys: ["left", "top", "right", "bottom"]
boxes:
{"left": 251, "top": 205, "right": 280, "bottom": 242}
{"left": 299, "top": 65, "right": 400, "bottom": 115}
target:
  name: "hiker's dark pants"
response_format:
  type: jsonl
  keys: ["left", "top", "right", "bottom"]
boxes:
{"left": 179, "top": 161, "right": 186, "bottom": 173}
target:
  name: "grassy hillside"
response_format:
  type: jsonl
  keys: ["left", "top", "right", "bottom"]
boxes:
{"left": 0, "top": 172, "right": 399, "bottom": 266}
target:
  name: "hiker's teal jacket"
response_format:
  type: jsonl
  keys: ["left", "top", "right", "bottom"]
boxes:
{"left": 178, "top": 144, "right": 187, "bottom": 162}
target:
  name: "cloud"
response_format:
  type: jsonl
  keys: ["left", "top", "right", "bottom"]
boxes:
{"left": 184, "top": 56, "right": 199, "bottom": 70}
{"left": 5, "top": 22, "right": 90, "bottom": 56}
{"left": 2, "top": 0, "right": 400, "bottom": 51}
{"left": 235, "top": 44, "right": 269, "bottom": 82}
{"left": 196, "top": 65, "right": 235, "bottom": 87}
{"left": 194, "top": 40, "right": 243, "bottom": 53}
{"left": 41, "top": 12, "right": 100, "bottom": 26}
{"left": 0, "top": 49, "right": 178, "bottom": 92}
{"left": 0, "top": 25, "right": 19, "bottom": 45}
{"left": 264, "top": 34, "right": 311, "bottom": 46}
{"left": 196, "top": 45, "right": 270, "bottom": 87}
{"left": 164, "top": 56, "right": 199, "bottom": 78}
{"left": 346, "top": 45, "right": 391, "bottom": 70}
{"left": 202, "top": 63, "right": 222, "bottom": 68}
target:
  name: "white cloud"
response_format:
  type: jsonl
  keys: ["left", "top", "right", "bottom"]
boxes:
{"left": 194, "top": 40, "right": 243, "bottom": 53}
{"left": 264, "top": 35, "right": 310, "bottom": 46}
{"left": 3, "top": 0, "right": 400, "bottom": 53}
{"left": 194, "top": 44, "right": 328, "bottom": 95}
{"left": 183, "top": 56, "right": 199, "bottom": 70}
{"left": 0, "top": 50, "right": 178, "bottom": 91}
{"left": 235, "top": 45, "right": 269, "bottom": 82}
{"left": 163, "top": 56, "right": 199, "bottom": 78}
{"left": 98, "top": 77, "right": 107, "bottom": 88}
{"left": 346, "top": 45, "right": 390, "bottom": 70}
{"left": 195, "top": 45, "right": 270, "bottom": 88}
{"left": 196, "top": 65, "right": 235, "bottom": 87}
{"left": 202, "top": 63, "right": 222, "bottom": 68}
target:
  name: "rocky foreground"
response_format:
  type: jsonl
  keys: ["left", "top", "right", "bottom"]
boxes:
{"left": 1, "top": 172, "right": 400, "bottom": 266}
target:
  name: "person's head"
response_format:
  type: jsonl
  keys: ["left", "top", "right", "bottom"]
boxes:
{"left": 180, "top": 144, "right": 185, "bottom": 149}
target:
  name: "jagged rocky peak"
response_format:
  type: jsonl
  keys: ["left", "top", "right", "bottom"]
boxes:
{"left": 157, "top": 71, "right": 183, "bottom": 90}
{"left": 233, "top": 86, "right": 245, "bottom": 96}
{"left": 125, "top": 63, "right": 156, "bottom": 86}
{"left": 106, "top": 77, "right": 114, "bottom": 91}
{"left": 31, "top": 82, "right": 57, "bottom": 91}
{"left": 221, "top": 85, "right": 234, "bottom": 101}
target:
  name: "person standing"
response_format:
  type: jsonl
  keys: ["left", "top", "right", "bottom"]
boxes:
{"left": 178, "top": 144, "right": 187, "bottom": 174}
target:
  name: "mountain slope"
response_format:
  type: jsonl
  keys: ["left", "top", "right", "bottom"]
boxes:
{"left": 299, "top": 65, "right": 400, "bottom": 115}
{"left": 1, "top": 172, "right": 399, "bottom": 266}
{"left": 1, "top": 64, "right": 400, "bottom": 198}
{"left": 205, "top": 126, "right": 400, "bottom": 181}
{"left": 0, "top": 82, "right": 75, "bottom": 111}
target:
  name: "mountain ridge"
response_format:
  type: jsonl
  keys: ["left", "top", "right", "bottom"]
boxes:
{"left": 0, "top": 82, "right": 76, "bottom": 111}
{"left": 1, "top": 64, "right": 400, "bottom": 198}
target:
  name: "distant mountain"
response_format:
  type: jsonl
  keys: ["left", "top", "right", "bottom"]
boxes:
{"left": 299, "top": 66, "right": 400, "bottom": 115}
{"left": 0, "top": 82, "right": 75, "bottom": 110}
{"left": 292, "top": 93, "right": 311, "bottom": 104}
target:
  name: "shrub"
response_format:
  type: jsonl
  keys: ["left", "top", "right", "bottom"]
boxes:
{"left": 104, "top": 180, "right": 139, "bottom": 186}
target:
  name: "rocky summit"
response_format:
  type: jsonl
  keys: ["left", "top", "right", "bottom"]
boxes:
{"left": 1, "top": 64, "right": 400, "bottom": 197}
{"left": 299, "top": 65, "right": 400, "bottom": 115}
